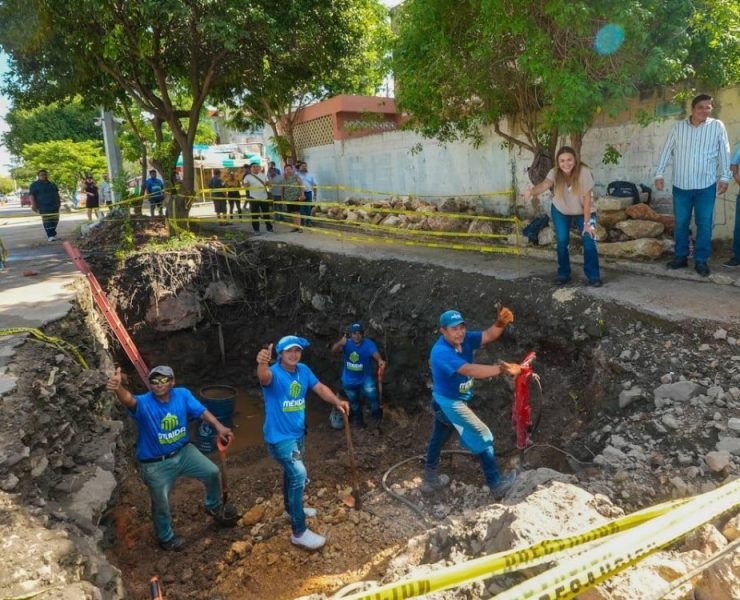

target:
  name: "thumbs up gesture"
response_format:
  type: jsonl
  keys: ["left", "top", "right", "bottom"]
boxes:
{"left": 257, "top": 344, "right": 274, "bottom": 365}
{"left": 106, "top": 366, "right": 122, "bottom": 391}
{"left": 495, "top": 305, "right": 514, "bottom": 328}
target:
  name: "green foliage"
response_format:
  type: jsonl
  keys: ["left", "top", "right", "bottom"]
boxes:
{"left": 393, "top": 0, "right": 740, "bottom": 156}
{"left": 2, "top": 99, "right": 101, "bottom": 157}
{"left": 602, "top": 145, "right": 623, "bottom": 165}
{"left": 114, "top": 216, "right": 135, "bottom": 260}
{"left": 226, "top": 0, "right": 391, "bottom": 160}
{"left": 0, "top": 176, "right": 15, "bottom": 194}
{"left": 17, "top": 139, "right": 107, "bottom": 191}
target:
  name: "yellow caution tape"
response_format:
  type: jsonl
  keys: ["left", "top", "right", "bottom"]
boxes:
{"left": 495, "top": 478, "right": 740, "bottom": 600}
{"left": 0, "top": 327, "right": 89, "bottom": 369}
{"left": 340, "top": 497, "right": 689, "bottom": 600}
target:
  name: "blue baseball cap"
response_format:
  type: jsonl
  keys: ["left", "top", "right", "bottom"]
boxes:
{"left": 276, "top": 335, "right": 310, "bottom": 354}
{"left": 439, "top": 310, "right": 465, "bottom": 328}
{"left": 350, "top": 323, "right": 364, "bottom": 333}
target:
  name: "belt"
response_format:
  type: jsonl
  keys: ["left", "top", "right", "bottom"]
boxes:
{"left": 139, "top": 448, "right": 181, "bottom": 464}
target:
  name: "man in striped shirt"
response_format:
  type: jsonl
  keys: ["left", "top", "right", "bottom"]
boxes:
{"left": 655, "top": 94, "right": 731, "bottom": 277}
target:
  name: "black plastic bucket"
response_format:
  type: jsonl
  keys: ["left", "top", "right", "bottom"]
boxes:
{"left": 196, "top": 385, "right": 236, "bottom": 453}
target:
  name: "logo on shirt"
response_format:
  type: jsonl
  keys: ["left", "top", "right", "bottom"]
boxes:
{"left": 282, "top": 398, "right": 306, "bottom": 412}
{"left": 458, "top": 378, "right": 474, "bottom": 394}
{"left": 160, "top": 413, "right": 179, "bottom": 431}
{"left": 349, "top": 351, "right": 360, "bottom": 362}
{"left": 158, "top": 412, "right": 186, "bottom": 444}
{"left": 346, "top": 351, "right": 363, "bottom": 372}
{"left": 289, "top": 380, "right": 302, "bottom": 399}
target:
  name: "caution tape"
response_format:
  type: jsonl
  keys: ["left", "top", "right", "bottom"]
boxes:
{"left": 339, "top": 480, "right": 740, "bottom": 600}
{"left": 495, "top": 478, "right": 739, "bottom": 600}
{"left": 0, "top": 328, "right": 89, "bottom": 369}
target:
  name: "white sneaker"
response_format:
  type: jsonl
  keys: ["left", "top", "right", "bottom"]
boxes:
{"left": 283, "top": 506, "right": 317, "bottom": 520}
{"left": 47, "top": 236, "right": 57, "bottom": 242}
{"left": 290, "top": 528, "right": 325, "bottom": 550}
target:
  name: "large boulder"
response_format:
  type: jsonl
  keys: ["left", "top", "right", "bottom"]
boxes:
{"left": 597, "top": 238, "right": 665, "bottom": 259}
{"left": 615, "top": 219, "right": 665, "bottom": 239}
{"left": 595, "top": 195, "right": 633, "bottom": 211}
{"left": 625, "top": 203, "right": 676, "bottom": 234}
{"left": 204, "top": 280, "right": 243, "bottom": 305}
{"left": 467, "top": 220, "right": 494, "bottom": 236}
{"left": 145, "top": 290, "right": 202, "bottom": 331}
{"left": 426, "top": 215, "right": 469, "bottom": 232}
{"left": 596, "top": 209, "right": 628, "bottom": 229}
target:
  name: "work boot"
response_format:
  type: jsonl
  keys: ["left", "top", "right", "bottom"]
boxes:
{"left": 694, "top": 262, "right": 710, "bottom": 277}
{"left": 723, "top": 256, "right": 740, "bottom": 268}
{"left": 283, "top": 506, "right": 317, "bottom": 520}
{"left": 421, "top": 472, "right": 450, "bottom": 493}
{"left": 206, "top": 502, "right": 238, "bottom": 525}
{"left": 159, "top": 535, "right": 186, "bottom": 552}
{"left": 290, "top": 528, "right": 326, "bottom": 550}
{"left": 489, "top": 471, "right": 517, "bottom": 500}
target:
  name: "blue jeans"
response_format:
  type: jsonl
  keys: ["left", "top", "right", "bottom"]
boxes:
{"left": 731, "top": 193, "right": 740, "bottom": 259}
{"left": 267, "top": 437, "right": 307, "bottom": 535}
{"left": 40, "top": 209, "right": 60, "bottom": 238}
{"left": 551, "top": 204, "right": 600, "bottom": 282}
{"left": 137, "top": 443, "right": 221, "bottom": 543}
{"left": 344, "top": 378, "right": 380, "bottom": 425}
{"left": 424, "top": 400, "right": 501, "bottom": 488}
{"left": 300, "top": 190, "right": 313, "bottom": 226}
{"left": 672, "top": 184, "right": 716, "bottom": 263}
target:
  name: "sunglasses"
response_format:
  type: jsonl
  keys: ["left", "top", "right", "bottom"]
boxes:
{"left": 149, "top": 376, "right": 172, "bottom": 385}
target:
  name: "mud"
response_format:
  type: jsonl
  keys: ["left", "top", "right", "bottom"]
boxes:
{"left": 3, "top": 220, "right": 737, "bottom": 599}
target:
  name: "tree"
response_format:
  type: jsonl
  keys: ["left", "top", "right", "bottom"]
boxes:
{"left": 227, "top": 0, "right": 391, "bottom": 162}
{"left": 0, "top": 176, "right": 15, "bottom": 195}
{"left": 14, "top": 139, "right": 107, "bottom": 192}
{"left": 2, "top": 99, "right": 101, "bottom": 158}
{"left": 392, "top": 0, "right": 740, "bottom": 182}
{"left": 0, "top": 0, "right": 271, "bottom": 218}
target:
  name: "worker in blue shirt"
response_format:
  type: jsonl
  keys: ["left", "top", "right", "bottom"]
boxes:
{"left": 257, "top": 336, "right": 349, "bottom": 550}
{"left": 143, "top": 169, "right": 165, "bottom": 216}
{"left": 331, "top": 322, "right": 387, "bottom": 428}
{"left": 423, "top": 308, "right": 521, "bottom": 499}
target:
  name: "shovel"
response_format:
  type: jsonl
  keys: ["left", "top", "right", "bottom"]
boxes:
{"left": 341, "top": 411, "right": 362, "bottom": 510}
{"left": 216, "top": 434, "right": 239, "bottom": 527}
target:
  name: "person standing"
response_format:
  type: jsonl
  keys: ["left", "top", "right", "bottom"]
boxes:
{"left": 422, "top": 308, "right": 520, "bottom": 498}
{"left": 106, "top": 365, "right": 237, "bottom": 551}
{"left": 256, "top": 336, "right": 349, "bottom": 550}
{"left": 298, "top": 162, "right": 318, "bottom": 227}
{"left": 208, "top": 169, "right": 228, "bottom": 222}
{"left": 225, "top": 168, "right": 242, "bottom": 219}
{"left": 143, "top": 169, "right": 166, "bottom": 217}
{"left": 244, "top": 163, "right": 273, "bottom": 232}
{"left": 655, "top": 94, "right": 732, "bottom": 277}
{"left": 82, "top": 174, "right": 100, "bottom": 221}
{"left": 29, "top": 169, "right": 62, "bottom": 242}
{"left": 281, "top": 165, "right": 305, "bottom": 232}
{"left": 267, "top": 162, "right": 284, "bottom": 221}
{"left": 331, "top": 323, "right": 387, "bottom": 428}
{"left": 100, "top": 173, "right": 113, "bottom": 214}
{"left": 524, "top": 146, "right": 602, "bottom": 286}
{"left": 722, "top": 141, "right": 740, "bottom": 268}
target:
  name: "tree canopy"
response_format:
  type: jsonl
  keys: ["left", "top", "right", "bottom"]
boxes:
{"left": 2, "top": 99, "right": 102, "bottom": 157}
{"left": 392, "top": 0, "right": 740, "bottom": 178}
{"left": 227, "top": 0, "right": 391, "bottom": 161}
{"left": 13, "top": 139, "right": 107, "bottom": 192}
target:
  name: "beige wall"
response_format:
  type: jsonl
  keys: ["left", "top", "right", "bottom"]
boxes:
{"left": 305, "top": 86, "right": 740, "bottom": 239}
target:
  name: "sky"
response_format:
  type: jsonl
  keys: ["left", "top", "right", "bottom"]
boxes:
{"left": 0, "top": 1, "right": 404, "bottom": 178}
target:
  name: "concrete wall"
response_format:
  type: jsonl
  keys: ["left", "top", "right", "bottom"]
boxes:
{"left": 305, "top": 86, "right": 740, "bottom": 238}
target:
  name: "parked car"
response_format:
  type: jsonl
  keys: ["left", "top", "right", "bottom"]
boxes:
{"left": 20, "top": 191, "right": 32, "bottom": 207}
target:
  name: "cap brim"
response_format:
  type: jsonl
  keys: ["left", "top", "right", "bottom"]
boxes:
{"left": 281, "top": 344, "right": 303, "bottom": 351}
{"left": 445, "top": 319, "right": 465, "bottom": 327}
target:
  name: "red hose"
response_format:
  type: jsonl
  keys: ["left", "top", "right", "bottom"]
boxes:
{"left": 512, "top": 352, "right": 536, "bottom": 449}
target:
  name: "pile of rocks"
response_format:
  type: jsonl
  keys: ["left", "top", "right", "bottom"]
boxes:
{"left": 312, "top": 196, "right": 513, "bottom": 242}
{"left": 0, "top": 323, "right": 125, "bottom": 598}
{"left": 534, "top": 195, "right": 676, "bottom": 259}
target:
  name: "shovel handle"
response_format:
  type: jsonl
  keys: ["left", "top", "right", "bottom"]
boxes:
{"left": 217, "top": 433, "right": 233, "bottom": 455}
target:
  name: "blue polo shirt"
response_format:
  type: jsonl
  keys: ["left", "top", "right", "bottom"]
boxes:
{"left": 341, "top": 338, "right": 378, "bottom": 387}
{"left": 130, "top": 387, "right": 206, "bottom": 461}
{"left": 430, "top": 331, "right": 483, "bottom": 402}
{"left": 144, "top": 177, "right": 165, "bottom": 200}
{"left": 29, "top": 180, "right": 60, "bottom": 211}
{"left": 262, "top": 362, "right": 319, "bottom": 444}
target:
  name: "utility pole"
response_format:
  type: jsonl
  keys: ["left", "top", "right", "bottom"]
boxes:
{"left": 100, "top": 109, "right": 123, "bottom": 200}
